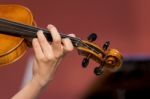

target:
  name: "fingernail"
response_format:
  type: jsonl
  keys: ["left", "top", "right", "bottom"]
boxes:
{"left": 38, "top": 30, "right": 43, "bottom": 33}
{"left": 37, "top": 30, "right": 43, "bottom": 35}
{"left": 68, "top": 34, "right": 76, "bottom": 37}
{"left": 47, "top": 24, "right": 53, "bottom": 29}
{"left": 37, "top": 30, "right": 45, "bottom": 39}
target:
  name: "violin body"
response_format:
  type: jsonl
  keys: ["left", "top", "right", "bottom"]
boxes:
{"left": 0, "top": 4, "right": 34, "bottom": 65}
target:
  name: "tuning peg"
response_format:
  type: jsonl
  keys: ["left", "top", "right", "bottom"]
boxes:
{"left": 87, "top": 33, "right": 97, "bottom": 42}
{"left": 82, "top": 58, "right": 89, "bottom": 68}
{"left": 94, "top": 66, "right": 104, "bottom": 75}
{"left": 103, "top": 41, "right": 110, "bottom": 51}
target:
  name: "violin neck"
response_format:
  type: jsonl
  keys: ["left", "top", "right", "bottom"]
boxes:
{"left": 0, "top": 18, "right": 80, "bottom": 47}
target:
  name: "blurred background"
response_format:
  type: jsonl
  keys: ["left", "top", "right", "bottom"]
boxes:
{"left": 0, "top": 0, "right": 150, "bottom": 99}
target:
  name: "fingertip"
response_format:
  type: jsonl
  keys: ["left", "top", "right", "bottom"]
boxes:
{"left": 68, "top": 33, "right": 76, "bottom": 37}
{"left": 37, "top": 30, "right": 44, "bottom": 38}
{"left": 37, "top": 30, "right": 43, "bottom": 34}
{"left": 47, "top": 24, "right": 54, "bottom": 29}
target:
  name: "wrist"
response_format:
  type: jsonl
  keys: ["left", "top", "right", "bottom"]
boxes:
{"left": 32, "top": 76, "right": 51, "bottom": 88}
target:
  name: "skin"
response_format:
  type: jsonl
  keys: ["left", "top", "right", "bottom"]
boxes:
{"left": 11, "top": 24, "right": 75, "bottom": 99}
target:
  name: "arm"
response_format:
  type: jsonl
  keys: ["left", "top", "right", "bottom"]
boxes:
{"left": 12, "top": 24, "right": 74, "bottom": 99}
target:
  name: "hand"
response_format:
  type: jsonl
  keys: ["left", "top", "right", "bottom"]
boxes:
{"left": 32, "top": 24, "right": 74, "bottom": 87}
{"left": 12, "top": 24, "right": 74, "bottom": 99}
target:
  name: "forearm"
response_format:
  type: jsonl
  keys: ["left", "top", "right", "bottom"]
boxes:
{"left": 11, "top": 78, "right": 46, "bottom": 99}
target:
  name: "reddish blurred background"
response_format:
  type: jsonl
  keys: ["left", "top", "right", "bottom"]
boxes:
{"left": 0, "top": 0, "right": 150, "bottom": 99}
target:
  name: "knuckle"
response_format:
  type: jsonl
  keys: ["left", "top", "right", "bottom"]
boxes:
{"left": 55, "top": 54, "right": 63, "bottom": 59}
{"left": 45, "top": 54, "right": 57, "bottom": 62}
{"left": 53, "top": 38, "right": 61, "bottom": 43}
{"left": 37, "top": 56, "right": 45, "bottom": 62}
{"left": 36, "top": 55, "right": 54, "bottom": 62}
{"left": 55, "top": 52, "right": 63, "bottom": 59}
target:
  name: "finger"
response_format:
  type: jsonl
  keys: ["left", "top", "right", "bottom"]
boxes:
{"left": 37, "top": 30, "right": 54, "bottom": 59}
{"left": 32, "top": 38, "right": 44, "bottom": 60}
{"left": 68, "top": 33, "right": 76, "bottom": 37}
{"left": 47, "top": 24, "right": 62, "bottom": 55}
{"left": 47, "top": 24, "right": 61, "bottom": 44}
{"left": 62, "top": 34, "right": 75, "bottom": 52}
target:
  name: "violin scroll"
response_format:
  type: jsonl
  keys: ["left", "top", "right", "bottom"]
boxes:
{"left": 104, "top": 49, "right": 123, "bottom": 72}
{"left": 77, "top": 34, "right": 123, "bottom": 75}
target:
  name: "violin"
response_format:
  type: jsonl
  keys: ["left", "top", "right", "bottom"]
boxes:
{"left": 0, "top": 4, "right": 123, "bottom": 75}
